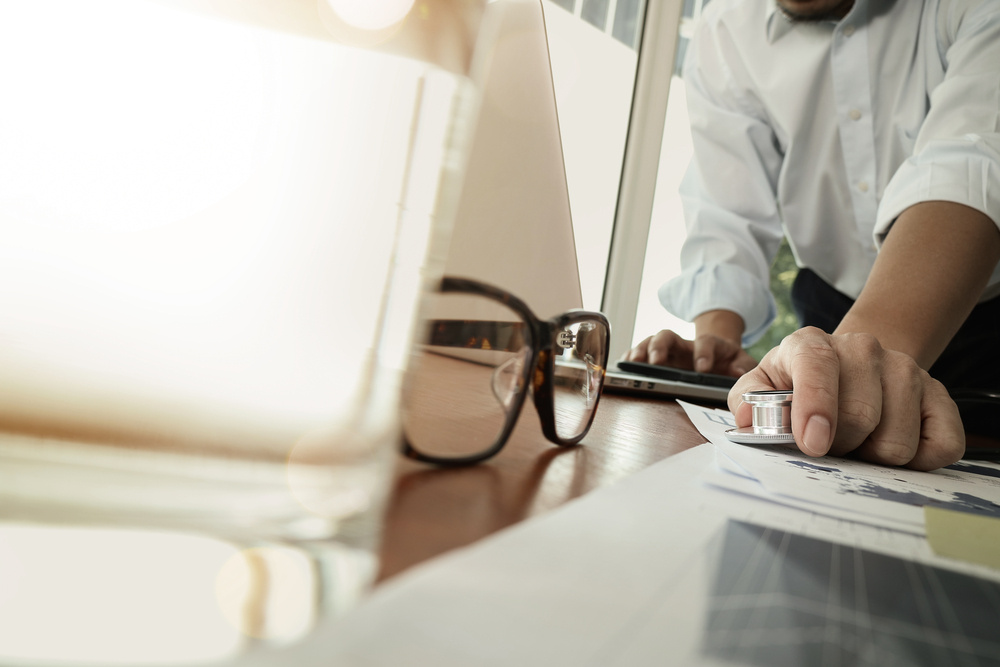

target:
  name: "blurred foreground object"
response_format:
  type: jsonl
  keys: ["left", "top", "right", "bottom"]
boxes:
{"left": 0, "top": 0, "right": 488, "bottom": 662}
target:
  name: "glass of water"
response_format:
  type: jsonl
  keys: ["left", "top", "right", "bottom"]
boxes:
{"left": 0, "top": 0, "right": 488, "bottom": 662}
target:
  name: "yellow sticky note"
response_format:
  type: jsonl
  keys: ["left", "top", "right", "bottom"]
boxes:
{"left": 925, "top": 506, "right": 1000, "bottom": 570}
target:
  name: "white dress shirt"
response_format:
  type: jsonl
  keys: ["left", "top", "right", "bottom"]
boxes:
{"left": 658, "top": 0, "right": 1000, "bottom": 344}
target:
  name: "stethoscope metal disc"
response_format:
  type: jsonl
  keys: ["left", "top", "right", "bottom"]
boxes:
{"left": 724, "top": 390, "right": 795, "bottom": 446}
{"left": 724, "top": 426, "right": 796, "bottom": 445}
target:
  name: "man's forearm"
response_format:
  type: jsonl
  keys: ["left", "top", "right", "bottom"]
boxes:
{"left": 836, "top": 201, "right": 1000, "bottom": 369}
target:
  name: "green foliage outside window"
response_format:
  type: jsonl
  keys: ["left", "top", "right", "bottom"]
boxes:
{"left": 746, "top": 238, "right": 799, "bottom": 361}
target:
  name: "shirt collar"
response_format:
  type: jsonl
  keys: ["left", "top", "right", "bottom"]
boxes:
{"left": 765, "top": 0, "right": 793, "bottom": 43}
{"left": 765, "top": 0, "right": 867, "bottom": 43}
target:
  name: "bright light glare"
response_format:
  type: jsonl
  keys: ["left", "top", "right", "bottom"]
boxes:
{"left": 324, "top": 0, "right": 416, "bottom": 30}
{"left": 0, "top": 2, "right": 260, "bottom": 233}
{"left": 215, "top": 546, "right": 316, "bottom": 642}
{"left": 380, "top": 69, "right": 466, "bottom": 371}
{"left": 0, "top": 525, "right": 242, "bottom": 664}
{"left": 0, "top": 1, "right": 435, "bottom": 430}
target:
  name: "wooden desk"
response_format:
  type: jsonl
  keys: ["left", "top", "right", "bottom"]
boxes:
{"left": 377, "top": 393, "right": 711, "bottom": 583}
{"left": 377, "top": 392, "right": 1000, "bottom": 583}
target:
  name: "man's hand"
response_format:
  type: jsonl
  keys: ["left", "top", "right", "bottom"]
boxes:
{"left": 625, "top": 330, "right": 757, "bottom": 378}
{"left": 729, "top": 327, "right": 965, "bottom": 471}
{"left": 626, "top": 309, "right": 756, "bottom": 377}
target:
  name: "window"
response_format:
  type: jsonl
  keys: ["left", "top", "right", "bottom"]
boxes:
{"left": 630, "top": 0, "right": 710, "bottom": 347}
{"left": 546, "top": 0, "right": 794, "bottom": 362}
{"left": 542, "top": 0, "right": 647, "bottom": 322}
{"left": 546, "top": 0, "right": 645, "bottom": 49}
{"left": 544, "top": 0, "right": 684, "bottom": 361}
{"left": 635, "top": 0, "right": 797, "bottom": 361}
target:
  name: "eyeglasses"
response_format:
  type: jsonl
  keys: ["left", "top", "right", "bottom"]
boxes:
{"left": 401, "top": 276, "right": 611, "bottom": 466}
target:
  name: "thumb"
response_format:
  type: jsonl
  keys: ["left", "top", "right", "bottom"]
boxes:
{"left": 728, "top": 356, "right": 755, "bottom": 377}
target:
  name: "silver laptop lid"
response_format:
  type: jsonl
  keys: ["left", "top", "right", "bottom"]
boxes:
{"left": 443, "top": 0, "right": 583, "bottom": 319}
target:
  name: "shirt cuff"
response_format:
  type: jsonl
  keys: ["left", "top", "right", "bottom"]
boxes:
{"left": 875, "top": 134, "right": 1000, "bottom": 245}
{"left": 658, "top": 263, "right": 776, "bottom": 347}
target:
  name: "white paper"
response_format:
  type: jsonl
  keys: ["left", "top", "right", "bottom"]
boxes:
{"left": 677, "top": 400, "right": 1000, "bottom": 534}
{"left": 703, "top": 448, "right": 924, "bottom": 535}
{"left": 212, "top": 405, "right": 1000, "bottom": 666}
{"left": 226, "top": 442, "right": 1000, "bottom": 667}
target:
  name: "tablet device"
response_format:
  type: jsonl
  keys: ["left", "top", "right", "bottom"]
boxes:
{"left": 604, "top": 360, "right": 733, "bottom": 404}
{"left": 617, "top": 360, "right": 737, "bottom": 389}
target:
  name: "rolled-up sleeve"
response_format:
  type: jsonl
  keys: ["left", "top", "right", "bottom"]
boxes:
{"left": 659, "top": 15, "right": 785, "bottom": 345}
{"left": 876, "top": 1, "right": 1000, "bottom": 266}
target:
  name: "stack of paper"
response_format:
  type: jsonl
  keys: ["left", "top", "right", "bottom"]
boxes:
{"left": 220, "top": 401, "right": 1000, "bottom": 666}
{"left": 678, "top": 400, "right": 1000, "bottom": 538}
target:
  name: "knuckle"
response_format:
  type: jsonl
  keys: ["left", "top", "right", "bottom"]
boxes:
{"left": 838, "top": 333, "right": 886, "bottom": 378}
{"left": 883, "top": 356, "right": 928, "bottom": 397}
{"left": 839, "top": 332, "right": 883, "bottom": 356}
{"left": 791, "top": 326, "right": 828, "bottom": 340}
{"left": 654, "top": 330, "right": 680, "bottom": 346}
{"left": 882, "top": 348, "right": 920, "bottom": 374}
{"left": 758, "top": 345, "right": 781, "bottom": 366}
{"left": 780, "top": 327, "right": 836, "bottom": 357}
{"left": 791, "top": 339, "right": 839, "bottom": 372}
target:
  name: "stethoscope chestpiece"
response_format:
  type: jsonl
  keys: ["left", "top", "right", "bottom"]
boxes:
{"left": 724, "top": 390, "right": 796, "bottom": 445}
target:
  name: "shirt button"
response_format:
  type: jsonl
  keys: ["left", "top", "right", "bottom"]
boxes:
{"left": 849, "top": 109, "right": 862, "bottom": 121}
{"left": 858, "top": 181, "right": 870, "bottom": 193}
{"left": 843, "top": 25, "right": 856, "bottom": 37}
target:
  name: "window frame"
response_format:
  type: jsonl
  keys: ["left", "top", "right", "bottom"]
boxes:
{"left": 600, "top": 0, "right": 685, "bottom": 362}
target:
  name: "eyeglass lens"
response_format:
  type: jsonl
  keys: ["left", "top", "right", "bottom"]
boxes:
{"left": 403, "top": 291, "right": 532, "bottom": 462}
{"left": 551, "top": 320, "right": 607, "bottom": 441}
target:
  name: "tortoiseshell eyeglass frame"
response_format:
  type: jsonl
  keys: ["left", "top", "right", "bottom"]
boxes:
{"left": 402, "top": 276, "right": 611, "bottom": 466}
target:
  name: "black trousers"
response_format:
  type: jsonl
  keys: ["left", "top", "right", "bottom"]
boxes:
{"left": 790, "top": 268, "right": 1000, "bottom": 392}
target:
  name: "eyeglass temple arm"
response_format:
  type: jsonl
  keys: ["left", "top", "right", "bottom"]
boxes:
{"left": 425, "top": 319, "right": 530, "bottom": 353}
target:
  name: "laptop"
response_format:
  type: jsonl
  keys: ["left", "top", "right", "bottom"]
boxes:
{"left": 442, "top": 0, "right": 730, "bottom": 404}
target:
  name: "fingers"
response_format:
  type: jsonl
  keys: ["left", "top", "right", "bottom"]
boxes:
{"left": 825, "top": 334, "right": 883, "bottom": 457}
{"left": 692, "top": 335, "right": 751, "bottom": 376}
{"left": 850, "top": 351, "right": 919, "bottom": 464}
{"left": 725, "top": 349, "right": 758, "bottom": 378}
{"left": 730, "top": 327, "right": 965, "bottom": 470}
{"left": 908, "top": 379, "right": 965, "bottom": 471}
{"left": 731, "top": 327, "right": 839, "bottom": 456}
{"left": 691, "top": 337, "right": 755, "bottom": 377}
{"left": 692, "top": 336, "right": 715, "bottom": 373}
{"left": 628, "top": 331, "right": 752, "bottom": 377}
{"left": 623, "top": 335, "right": 652, "bottom": 363}
{"left": 624, "top": 330, "right": 694, "bottom": 368}
{"left": 851, "top": 353, "right": 964, "bottom": 470}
